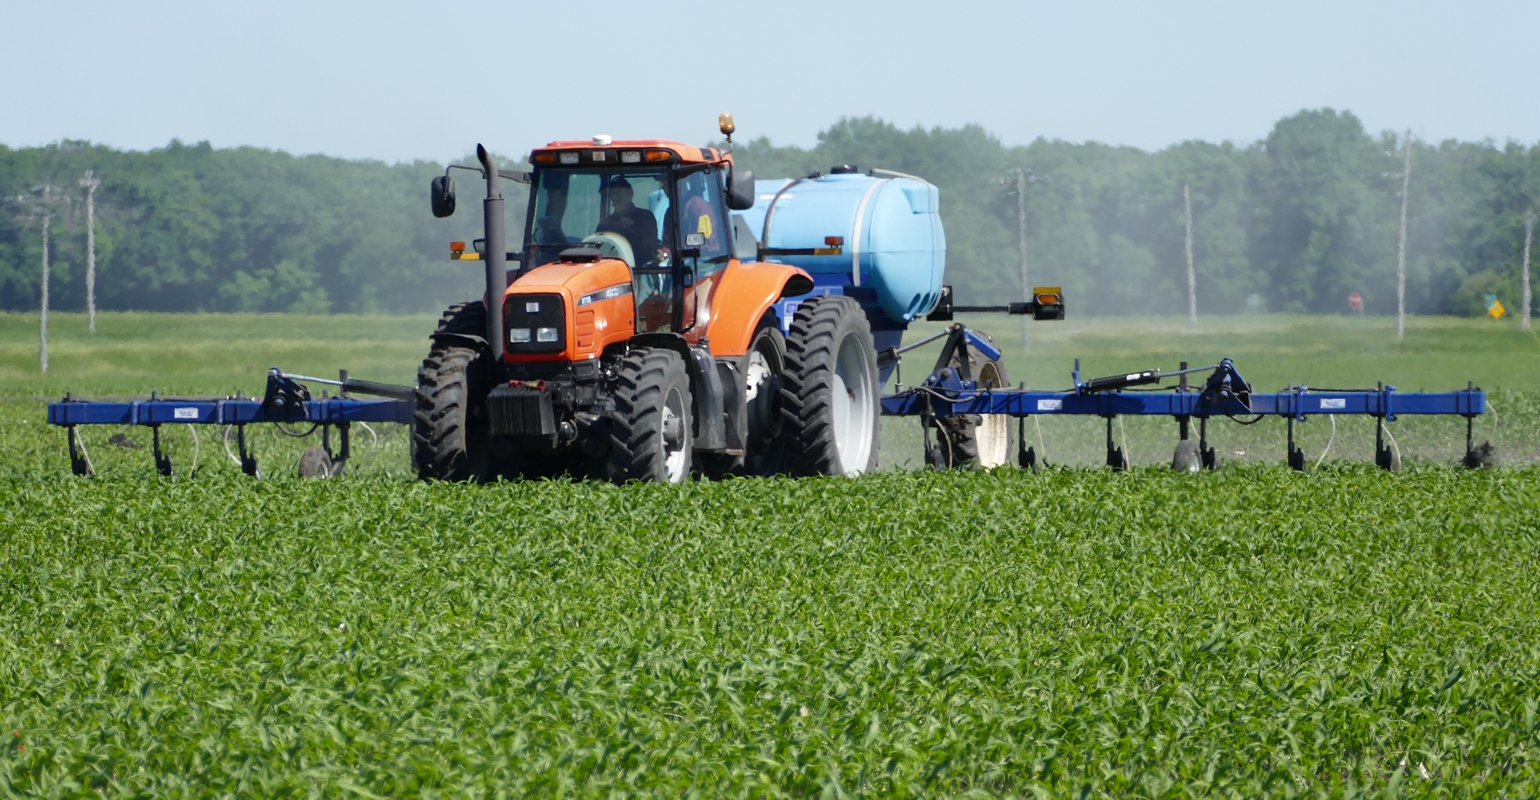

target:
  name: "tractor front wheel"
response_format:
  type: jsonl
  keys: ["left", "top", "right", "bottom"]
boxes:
{"left": 782, "top": 295, "right": 880, "bottom": 477}
{"left": 609, "top": 348, "right": 693, "bottom": 484}
{"left": 414, "top": 344, "right": 494, "bottom": 482}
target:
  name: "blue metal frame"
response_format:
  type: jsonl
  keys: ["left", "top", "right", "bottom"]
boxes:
{"left": 881, "top": 383, "right": 1486, "bottom": 419}
{"left": 48, "top": 397, "right": 412, "bottom": 426}
{"left": 47, "top": 370, "right": 414, "bottom": 478}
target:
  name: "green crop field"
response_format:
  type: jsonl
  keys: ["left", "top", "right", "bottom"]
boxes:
{"left": 3, "top": 311, "right": 1540, "bottom": 796}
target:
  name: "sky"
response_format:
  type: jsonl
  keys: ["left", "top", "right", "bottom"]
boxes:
{"left": 3, "top": 0, "right": 1538, "bottom": 163}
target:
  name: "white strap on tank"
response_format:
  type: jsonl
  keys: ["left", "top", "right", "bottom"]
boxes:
{"left": 849, "top": 179, "right": 886, "bottom": 288}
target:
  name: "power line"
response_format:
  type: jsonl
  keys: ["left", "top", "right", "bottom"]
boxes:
{"left": 1395, "top": 130, "right": 1411, "bottom": 341}
{"left": 1001, "top": 168, "right": 1039, "bottom": 352}
{"left": 1524, "top": 210, "right": 1534, "bottom": 333}
{"left": 1184, "top": 184, "right": 1196, "bottom": 328}
{"left": 80, "top": 170, "right": 101, "bottom": 335}
{"left": 41, "top": 187, "right": 51, "bottom": 373}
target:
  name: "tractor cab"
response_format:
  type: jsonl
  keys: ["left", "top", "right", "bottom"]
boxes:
{"left": 521, "top": 140, "right": 753, "bottom": 336}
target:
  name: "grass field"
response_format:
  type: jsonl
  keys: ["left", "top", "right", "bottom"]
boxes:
{"left": 3, "top": 311, "right": 1540, "bottom": 795}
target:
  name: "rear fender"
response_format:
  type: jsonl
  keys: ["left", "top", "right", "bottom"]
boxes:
{"left": 704, "top": 260, "right": 815, "bottom": 357}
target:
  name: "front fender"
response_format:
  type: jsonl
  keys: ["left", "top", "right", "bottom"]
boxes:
{"left": 704, "top": 260, "right": 814, "bottom": 357}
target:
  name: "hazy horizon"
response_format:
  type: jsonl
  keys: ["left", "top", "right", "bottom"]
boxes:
{"left": 4, "top": 0, "right": 1539, "bottom": 163}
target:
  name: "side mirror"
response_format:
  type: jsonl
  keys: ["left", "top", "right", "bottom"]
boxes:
{"left": 726, "top": 168, "right": 755, "bottom": 211}
{"left": 430, "top": 175, "right": 457, "bottom": 218}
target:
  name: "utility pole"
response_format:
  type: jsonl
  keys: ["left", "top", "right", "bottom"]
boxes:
{"left": 39, "top": 186, "right": 52, "bottom": 373}
{"left": 80, "top": 171, "right": 101, "bottom": 334}
{"left": 1396, "top": 130, "right": 1411, "bottom": 341}
{"left": 1524, "top": 211, "right": 1535, "bottom": 333}
{"left": 1015, "top": 168, "right": 1030, "bottom": 352}
{"left": 1184, "top": 184, "right": 1196, "bottom": 327}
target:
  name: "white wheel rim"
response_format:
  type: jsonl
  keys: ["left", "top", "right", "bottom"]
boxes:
{"left": 976, "top": 361, "right": 1010, "bottom": 468}
{"left": 832, "top": 332, "right": 876, "bottom": 475}
{"left": 661, "top": 386, "right": 688, "bottom": 483}
{"left": 976, "top": 415, "right": 1010, "bottom": 468}
{"left": 745, "top": 350, "right": 771, "bottom": 403}
{"left": 744, "top": 347, "right": 778, "bottom": 441}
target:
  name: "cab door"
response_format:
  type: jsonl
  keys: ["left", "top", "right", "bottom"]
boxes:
{"left": 673, "top": 166, "right": 733, "bottom": 338}
{"left": 631, "top": 179, "right": 681, "bottom": 335}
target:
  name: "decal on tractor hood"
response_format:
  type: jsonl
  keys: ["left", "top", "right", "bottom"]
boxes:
{"left": 577, "top": 282, "right": 633, "bottom": 307}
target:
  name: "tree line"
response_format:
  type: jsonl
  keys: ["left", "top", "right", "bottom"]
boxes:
{"left": 3, "top": 109, "right": 1537, "bottom": 317}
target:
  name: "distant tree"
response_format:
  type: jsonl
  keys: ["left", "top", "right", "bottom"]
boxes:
{"left": 2, "top": 115, "right": 1535, "bottom": 317}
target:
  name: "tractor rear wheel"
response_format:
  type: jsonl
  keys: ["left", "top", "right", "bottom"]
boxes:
{"left": 935, "top": 332, "right": 1010, "bottom": 468}
{"left": 609, "top": 348, "right": 693, "bottom": 484}
{"left": 782, "top": 295, "right": 880, "bottom": 477}
{"left": 414, "top": 344, "right": 494, "bottom": 482}
{"left": 700, "top": 322, "right": 789, "bottom": 478}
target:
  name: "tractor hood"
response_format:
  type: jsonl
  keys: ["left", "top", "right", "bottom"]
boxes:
{"left": 509, "top": 258, "right": 633, "bottom": 299}
{"left": 500, "top": 257, "right": 636, "bottom": 363}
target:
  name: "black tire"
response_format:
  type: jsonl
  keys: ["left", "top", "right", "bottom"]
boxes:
{"left": 609, "top": 348, "right": 693, "bottom": 484}
{"left": 781, "top": 295, "right": 880, "bottom": 477}
{"left": 935, "top": 330, "right": 1010, "bottom": 469}
{"left": 700, "top": 322, "right": 789, "bottom": 479}
{"left": 415, "top": 344, "right": 494, "bottom": 482}
{"left": 435, "top": 300, "right": 487, "bottom": 337}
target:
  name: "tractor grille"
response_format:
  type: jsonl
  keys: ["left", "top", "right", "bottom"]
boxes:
{"left": 504, "top": 293, "right": 565, "bottom": 354}
{"left": 487, "top": 382, "right": 556, "bottom": 436}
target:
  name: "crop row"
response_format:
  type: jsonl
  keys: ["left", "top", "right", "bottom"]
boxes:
{"left": 3, "top": 464, "right": 1538, "bottom": 796}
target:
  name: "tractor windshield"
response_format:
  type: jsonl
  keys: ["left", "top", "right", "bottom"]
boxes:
{"left": 526, "top": 168, "right": 672, "bottom": 269}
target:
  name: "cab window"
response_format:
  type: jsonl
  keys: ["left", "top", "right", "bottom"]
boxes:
{"left": 527, "top": 168, "right": 670, "bottom": 268}
{"left": 675, "top": 167, "right": 732, "bottom": 271}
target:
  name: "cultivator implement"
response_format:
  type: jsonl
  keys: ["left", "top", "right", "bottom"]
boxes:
{"left": 879, "top": 324, "right": 1491, "bottom": 472}
{"left": 46, "top": 322, "right": 1490, "bottom": 477}
{"left": 48, "top": 369, "right": 413, "bottom": 477}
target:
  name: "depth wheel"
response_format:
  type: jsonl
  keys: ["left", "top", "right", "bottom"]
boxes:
{"left": 609, "top": 348, "right": 693, "bottom": 484}
{"left": 414, "top": 344, "right": 494, "bottom": 482}
{"left": 298, "top": 447, "right": 333, "bottom": 478}
{"left": 782, "top": 295, "right": 880, "bottom": 477}
{"left": 935, "top": 332, "right": 1010, "bottom": 468}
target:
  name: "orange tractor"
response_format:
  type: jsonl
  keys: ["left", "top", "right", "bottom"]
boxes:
{"left": 419, "top": 116, "right": 878, "bottom": 482}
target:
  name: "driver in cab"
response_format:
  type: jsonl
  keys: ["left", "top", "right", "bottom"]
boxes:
{"left": 596, "top": 177, "right": 663, "bottom": 265}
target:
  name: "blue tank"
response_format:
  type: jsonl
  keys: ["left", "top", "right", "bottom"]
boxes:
{"left": 734, "top": 172, "right": 945, "bottom": 324}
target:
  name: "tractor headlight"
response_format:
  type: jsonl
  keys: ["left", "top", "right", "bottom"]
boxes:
{"left": 504, "top": 292, "right": 565, "bottom": 353}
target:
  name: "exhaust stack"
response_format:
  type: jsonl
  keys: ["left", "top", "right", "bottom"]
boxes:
{"left": 477, "top": 144, "right": 507, "bottom": 362}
